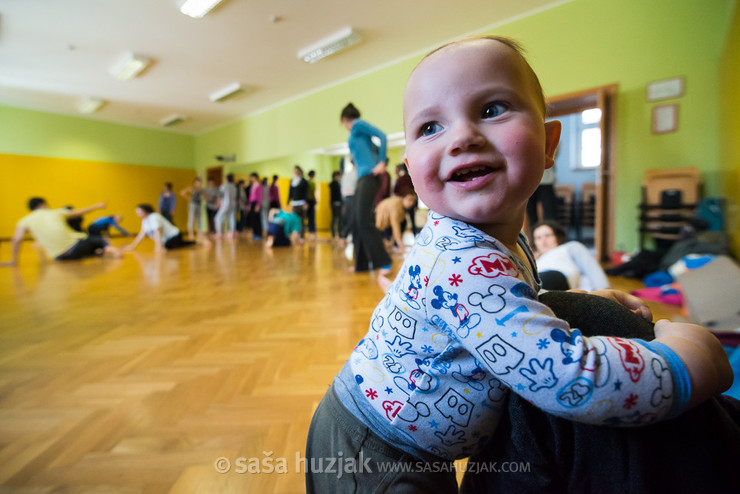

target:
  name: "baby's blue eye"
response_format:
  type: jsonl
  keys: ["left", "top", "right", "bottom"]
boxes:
{"left": 482, "top": 103, "right": 506, "bottom": 119}
{"left": 420, "top": 122, "right": 441, "bottom": 136}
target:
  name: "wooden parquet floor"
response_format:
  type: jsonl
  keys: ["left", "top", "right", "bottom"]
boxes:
{"left": 0, "top": 236, "right": 681, "bottom": 493}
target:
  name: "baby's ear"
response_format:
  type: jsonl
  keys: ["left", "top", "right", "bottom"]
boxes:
{"left": 544, "top": 120, "right": 562, "bottom": 169}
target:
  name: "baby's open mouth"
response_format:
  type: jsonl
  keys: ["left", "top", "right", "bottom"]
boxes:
{"left": 450, "top": 165, "right": 493, "bottom": 182}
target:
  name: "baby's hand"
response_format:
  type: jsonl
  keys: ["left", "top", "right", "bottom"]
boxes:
{"left": 589, "top": 289, "right": 653, "bottom": 321}
{"left": 654, "top": 319, "right": 733, "bottom": 409}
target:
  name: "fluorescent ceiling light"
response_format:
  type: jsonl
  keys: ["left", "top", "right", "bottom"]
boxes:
{"left": 209, "top": 82, "right": 245, "bottom": 102}
{"left": 310, "top": 142, "right": 349, "bottom": 156}
{"left": 78, "top": 97, "right": 104, "bottom": 114}
{"left": 110, "top": 52, "right": 151, "bottom": 81}
{"left": 386, "top": 131, "right": 406, "bottom": 148}
{"left": 298, "top": 27, "right": 362, "bottom": 64}
{"left": 160, "top": 114, "right": 187, "bottom": 127}
{"left": 180, "top": 0, "right": 224, "bottom": 18}
{"left": 311, "top": 132, "right": 406, "bottom": 156}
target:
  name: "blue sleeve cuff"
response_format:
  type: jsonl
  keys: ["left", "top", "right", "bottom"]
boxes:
{"left": 639, "top": 340, "right": 692, "bottom": 418}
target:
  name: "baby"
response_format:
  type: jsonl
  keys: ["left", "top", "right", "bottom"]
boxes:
{"left": 305, "top": 35, "right": 731, "bottom": 492}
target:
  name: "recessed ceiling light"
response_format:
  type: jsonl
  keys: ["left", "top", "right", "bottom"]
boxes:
{"left": 209, "top": 82, "right": 246, "bottom": 102}
{"left": 110, "top": 52, "right": 151, "bottom": 81}
{"left": 297, "top": 27, "right": 362, "bottom": 64}
{"left": 160, "top": 114, "right": 188, "bottom": 127}
{"left": 78, "top": 97, "right": 104, "bottom": 114}
{"left": 179, "top": 0, "right": 225, "bottom": 19}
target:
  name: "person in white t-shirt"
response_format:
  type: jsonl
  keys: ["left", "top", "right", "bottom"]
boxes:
{"left": 533, "top": 220, "right": 609, "bottom": 291}
{"left": 122, "top": 204, "right": 208, "bottom": 252}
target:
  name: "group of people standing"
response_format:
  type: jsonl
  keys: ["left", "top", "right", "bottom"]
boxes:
{"left": 177, "top": 174, "right": 282, "bottom": 241}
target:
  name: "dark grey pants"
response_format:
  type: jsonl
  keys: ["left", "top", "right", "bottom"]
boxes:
{"left": 56, "top": 236, "right": 108, "bottom": 260}
{"left": 305, "top": 386, "right": 457, "bottom": 493}
{"left": 353, "top": 175, "right": 391, "bottom": 272}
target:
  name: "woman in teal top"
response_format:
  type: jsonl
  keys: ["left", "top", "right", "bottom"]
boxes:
{"left": 340, "top": 102, "right": 392, "bottom": 273}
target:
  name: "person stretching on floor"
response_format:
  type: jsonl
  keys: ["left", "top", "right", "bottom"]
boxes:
{"left": 122, "top": 204, "right": 209, "bottom": 252}
{"left": 1, "top": 198, "right": 121, "bottom": 266}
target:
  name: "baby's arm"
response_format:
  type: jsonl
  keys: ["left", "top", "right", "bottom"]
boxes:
{"left": 653, "top": 319, "right": 732, "bottom": 408}
{"left": 425, "top": 243, "right": 718, "bottom": 425}
{"left": 587, "top": 289, "right": 731, "bottom": 407}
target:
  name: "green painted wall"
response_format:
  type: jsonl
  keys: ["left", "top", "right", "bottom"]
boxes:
{"left": 719, "top": 1, "right": 740, "bottom": 256}
{"left": 0, "top": 105, "right": 194, "bottom": 168}
{"left": 193, "top": 58, "right": 411, "bottom": 169}
{"left": 195, "top": 0, "right": 735, "bottom": 253}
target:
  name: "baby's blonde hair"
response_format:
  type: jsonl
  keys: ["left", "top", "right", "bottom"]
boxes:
{"left": 414, "top": 35, "right": 547, "bottom": 117}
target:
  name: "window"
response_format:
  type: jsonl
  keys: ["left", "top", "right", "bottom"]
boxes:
{"left": 577, "top": 108, "right": 602, "bottom": 169}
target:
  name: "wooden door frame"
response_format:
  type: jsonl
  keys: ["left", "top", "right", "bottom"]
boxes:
{"left": 206, "top": 166, "right": 224, "bottom": 186}
{"left": 547, "top": 84, "right": 618, "bottom": 262}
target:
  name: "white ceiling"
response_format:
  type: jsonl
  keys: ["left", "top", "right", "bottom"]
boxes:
{"left": 0, "top": 0, "right": 564, "bottom": 135}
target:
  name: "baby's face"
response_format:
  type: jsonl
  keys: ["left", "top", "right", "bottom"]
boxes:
{"left": 403, "top": 40, "right": 557, "bottom": 237}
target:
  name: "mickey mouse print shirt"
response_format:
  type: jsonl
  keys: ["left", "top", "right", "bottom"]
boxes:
{"left": 333, "top": 211, "right": 690, "bottom": 460}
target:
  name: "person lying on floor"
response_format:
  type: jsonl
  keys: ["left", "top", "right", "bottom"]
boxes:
{"left": 533, "top": 220, "right": 609, "bottom": 291}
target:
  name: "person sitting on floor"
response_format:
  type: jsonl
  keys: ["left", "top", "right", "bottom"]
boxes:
{"left": 87, "top": 215, "right": 131, "bottom": 240}
{"left": 264, "top": 208, "right": 302, "bottom": 248}
{"left": 532, "top": 220, "right": 609, "bottom": 291}
{"left": 122, "top": 204, "right": 208, "bottom": 252}
{"left": 1, "top": 198, "right": 122, "bottom": 266}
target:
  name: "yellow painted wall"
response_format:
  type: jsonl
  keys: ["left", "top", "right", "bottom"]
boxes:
{"left": 1, "top": 153, "right": 196, "bottom": 239}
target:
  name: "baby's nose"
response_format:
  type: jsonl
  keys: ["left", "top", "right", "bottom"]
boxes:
{"left": 448, "top": 121, "right": 487, "bottom": 154}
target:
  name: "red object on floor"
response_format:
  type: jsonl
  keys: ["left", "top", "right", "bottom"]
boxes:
{"left": 610, "top": 251, "right": 629, "bottom": 266}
